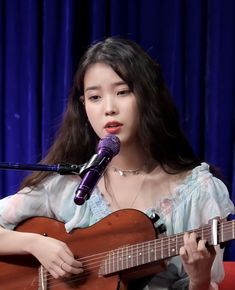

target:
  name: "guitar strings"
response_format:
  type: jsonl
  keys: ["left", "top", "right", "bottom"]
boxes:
{"left": 44, "top": 223, "right": 232, "bottom": 283}
{"left": 39, "top": 222, "right": 233, "bottom": 288}
{"left": 6, "top": 223, "right": 232, "bottom": 289}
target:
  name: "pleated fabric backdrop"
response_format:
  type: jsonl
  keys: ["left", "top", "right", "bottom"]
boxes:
{"left": 0, "top": 0, "right": 235, "bottom": 259}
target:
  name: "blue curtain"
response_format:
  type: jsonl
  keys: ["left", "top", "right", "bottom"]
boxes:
{"left": 0, "top": 0, "right": 235, "bottom": 259}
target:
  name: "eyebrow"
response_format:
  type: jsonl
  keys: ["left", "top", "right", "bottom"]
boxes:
{"left": 84, "top": 81, "right": 127, "bottom": 93}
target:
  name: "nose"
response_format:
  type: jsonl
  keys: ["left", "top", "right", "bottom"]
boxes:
{"left": 104, "top": 96, "right": 118, "bottom": 116}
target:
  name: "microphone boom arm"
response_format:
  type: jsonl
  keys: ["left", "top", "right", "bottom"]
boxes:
{"left": 0, "top": 162, "right": 83, "bottom": 175}
{"left": 0, "top": 153, "right": 106, "bottom": 176}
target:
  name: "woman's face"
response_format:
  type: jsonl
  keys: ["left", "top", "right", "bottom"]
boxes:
{"left": 83, "top": 62, "right": 140, "bottom": 145}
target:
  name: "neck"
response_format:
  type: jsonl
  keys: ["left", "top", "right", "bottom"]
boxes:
{"left": 110, "top": 144, "right": 148, "bottom": 170}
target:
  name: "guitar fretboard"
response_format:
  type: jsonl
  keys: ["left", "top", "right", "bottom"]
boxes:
{"left": 100, "top": 219, "right": 235, "bottom": 275}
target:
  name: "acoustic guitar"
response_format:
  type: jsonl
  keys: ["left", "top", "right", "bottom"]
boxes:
{"left": 0, "top": 209, "right": 232, "bottom": 289}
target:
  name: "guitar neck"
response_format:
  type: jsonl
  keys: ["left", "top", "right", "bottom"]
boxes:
{"left": 100, "top": 219, "right": 235, "bottom": 276}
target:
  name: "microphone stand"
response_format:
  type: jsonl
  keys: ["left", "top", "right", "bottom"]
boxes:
{"left": 0, "top": 154, "right": 102, "bottom": 177}
{"left": 0, "top": 162, "right": 84, "bottom": 176}
{"left": 0, "top": 155, "right": 106, "bottom": 205}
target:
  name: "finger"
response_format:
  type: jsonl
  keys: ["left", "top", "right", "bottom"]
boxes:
{"left": 61, "top": 261, "right": 84, "bottom": 275}
{"left": 207, "top": 244, "right": 216, "bottom": 256}
{"left": 73, "top": 259, "right": 83, "bottom": 268}
{"left": 54, "top": 263, "right": 70, "bottom": 277}
{"left": 48, "top": 265, "right": 68, "bottom": 279}
{"left": 58, "top": 242, "right": 83, "bottom": 264}
{"left": 198, "top": 240, "right": 216, "bottom": 258}
{"left": 59, "top": 258, "right": 83, "bottom": 272}
{"left": 179, "top": 246, "right": 188, "bottom": 261}
{"left": 58, "top": 242, "right": 74, "bottom": 258}
{"left": 197, "top": 240, "right": 210, "bottom": 257}
{"left": 49, "top": 269, "right": 59, "bottom": 279}
{"left": 183, "top": 232, "right": 198, "bottom": 256}
{"left": 60, "top": 253, "right": 83, "bottom": 269}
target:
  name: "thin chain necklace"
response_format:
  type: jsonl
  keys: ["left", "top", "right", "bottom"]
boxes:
{"left": 104, "top": 172, "right": 147, "bottom": 209}
{"left": 109, "top": 165, "right": 147, "bottom": 176}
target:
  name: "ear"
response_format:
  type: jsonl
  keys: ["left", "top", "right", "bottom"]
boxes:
{"left": 80, "top": 95, "right": 85, "bottom": 105}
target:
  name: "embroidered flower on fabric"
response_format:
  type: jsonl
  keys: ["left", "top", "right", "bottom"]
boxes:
{"left": 159, "top": 198, "right": 174, "bottom": 215}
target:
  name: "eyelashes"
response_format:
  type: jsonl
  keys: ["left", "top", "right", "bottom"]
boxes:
{"left": 86, "top": 89, "right": 132, "bottom": 102}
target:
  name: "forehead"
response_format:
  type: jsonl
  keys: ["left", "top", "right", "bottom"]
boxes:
{"left": 83, "top": 63, "right": 126, "bottom": 89}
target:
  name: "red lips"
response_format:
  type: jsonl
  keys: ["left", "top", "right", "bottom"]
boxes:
{"left": 104, "top": 121, "right": 123, "bottom": 134}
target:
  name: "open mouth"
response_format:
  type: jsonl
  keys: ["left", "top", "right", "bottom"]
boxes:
{"left": 105, "top": 122, "right": 122, "bottom": 134}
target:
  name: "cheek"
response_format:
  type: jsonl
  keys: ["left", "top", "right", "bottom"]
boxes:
{"left": 85, "top": 106, "right": 103, "bottom": 135}
{"left": 127, "top": 101, "right": 139, "bottom": 122}
{"left": 86, "top": 112, "right": 96, "bottom": 128}
{"left": 85, "top": 104, "right": 95, "bottom": 121}
{"left": 130, "top": 104, "right": 140, "bottom": 132}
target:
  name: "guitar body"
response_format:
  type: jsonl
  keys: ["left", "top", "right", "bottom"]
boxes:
{"left": 0, "top": 209, "right": 165, "bottom": 290}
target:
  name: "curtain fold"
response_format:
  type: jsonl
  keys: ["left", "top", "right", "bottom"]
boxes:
{"left": 0, "top": 0, "right": 235, "bottom": 259}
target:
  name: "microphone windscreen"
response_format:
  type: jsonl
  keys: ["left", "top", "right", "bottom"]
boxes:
{"left": 98, "top": 134, "right": 120, "bottom": 156}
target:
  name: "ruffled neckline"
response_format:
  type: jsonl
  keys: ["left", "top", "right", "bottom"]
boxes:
{"left": 153, "top": 162, "right": 210, "bottom": 216}
{"left": 92, "top": 162, "right": 211, "bottom": 220}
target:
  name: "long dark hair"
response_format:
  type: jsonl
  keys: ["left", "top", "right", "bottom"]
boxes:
{"left": 20, "top": 37, "right": 200, "bottom": 189}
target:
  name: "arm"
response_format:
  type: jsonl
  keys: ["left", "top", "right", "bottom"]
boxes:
{"left": 176, "top": 165, "right": 234, "bottom": 289}
{"left": 0, "top": 225, "right": 38, "bottom": 255}
{"left": 0, "top": 174, "right": 86, "bottom": 278}
{"left": 0, "top": 225, "right": 83, "bottom": 278}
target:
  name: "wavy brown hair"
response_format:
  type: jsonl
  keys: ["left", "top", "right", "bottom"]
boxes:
{"left": 20, "top": 37, "right": 200, "bottom": 189}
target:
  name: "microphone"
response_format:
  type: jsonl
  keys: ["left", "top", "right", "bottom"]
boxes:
{"left": 74, "top": 134, "right": 120, "bottom": 205}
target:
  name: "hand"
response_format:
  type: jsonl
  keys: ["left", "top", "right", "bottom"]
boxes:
{"left": 179, "top": 232, "right": 216, "bottom": 290}
{"left": 28, "top": 234, "right": 83, "bottom": 279}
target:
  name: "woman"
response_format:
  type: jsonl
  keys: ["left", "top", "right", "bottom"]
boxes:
{"left": 0, "top": 37, "right": 234, "bottom": 289}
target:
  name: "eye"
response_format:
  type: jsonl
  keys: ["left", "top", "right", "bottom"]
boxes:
{"left": 117, "top": 89, "right": 131, "bottom": 96}
{"left": 87, "top": 95, "right": 101, "bottom": 102}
